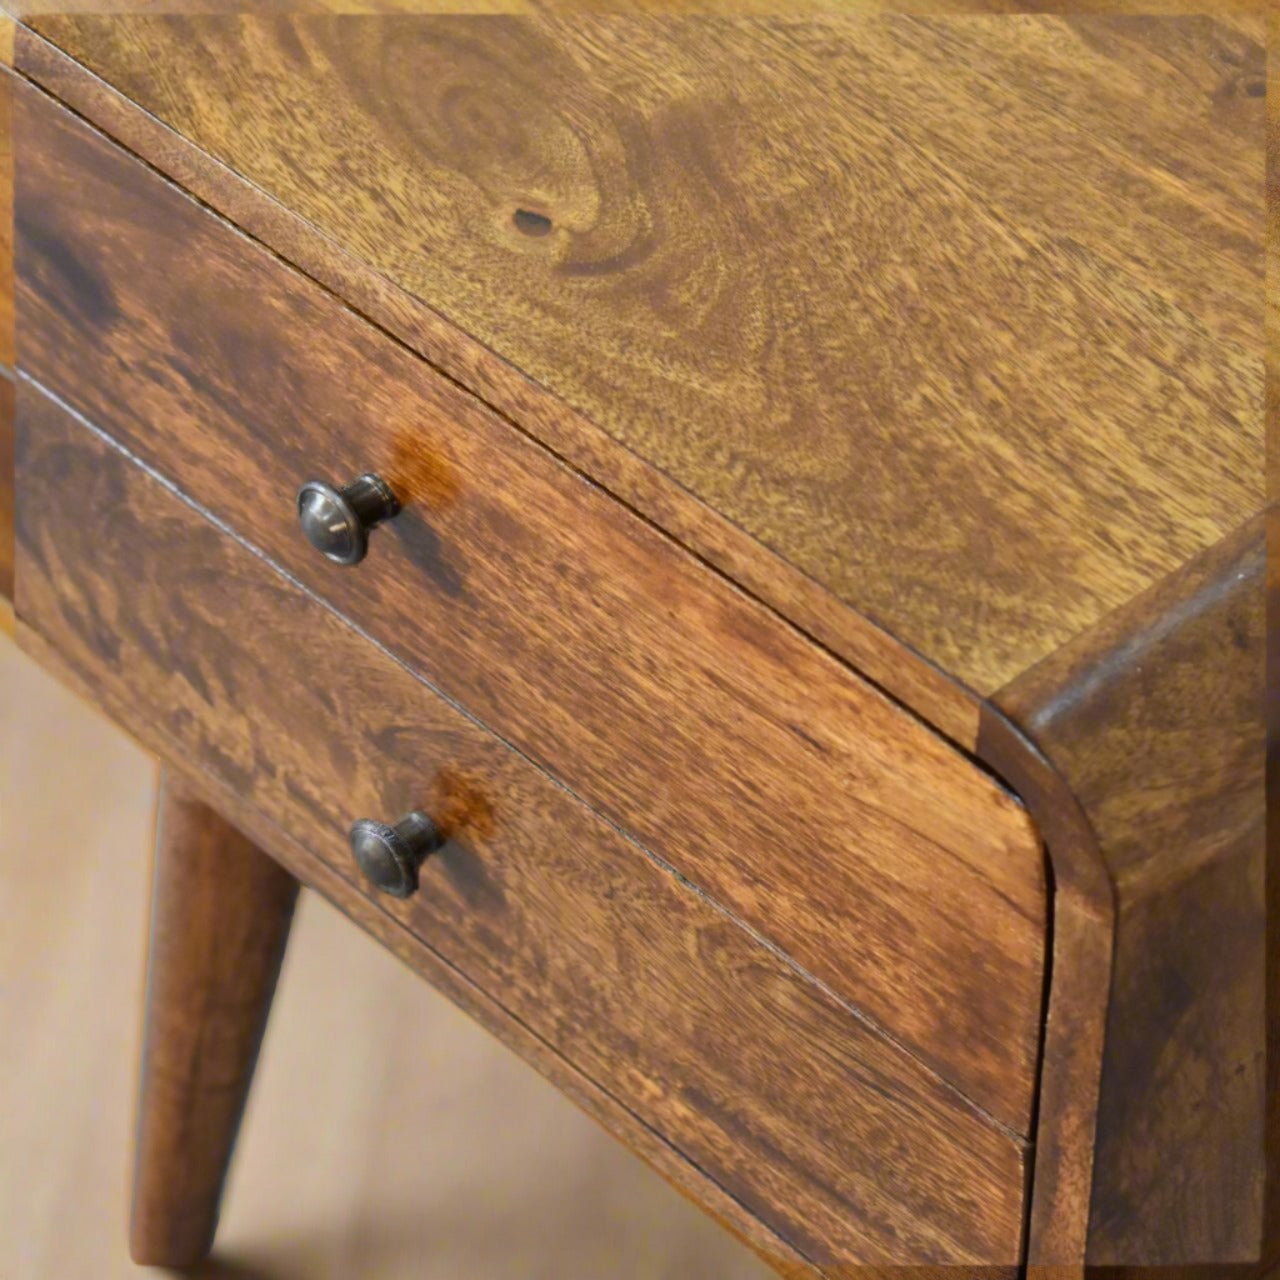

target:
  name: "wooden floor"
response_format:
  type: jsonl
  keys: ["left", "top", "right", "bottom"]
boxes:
{"left": 0, "top": 632, "right": 771, "bottom": 1279}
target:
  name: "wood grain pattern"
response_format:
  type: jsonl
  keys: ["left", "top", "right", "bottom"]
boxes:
{"left": 0, "top": 48, "right": 11, "bottom": 371}
{"left": 14, "top": 80, "right": 1049, "bottom": 1135}
{"left": 0, "top": 56, "right": 11, "bottom": 605}
{"left": 998, "top": 518, "right": 1267, "bottom": 1265}
{"left": 11, "top": 624, "right": 817, "bottom": 1280}
{"left": 1271, "top": 8, "right": 1279, "bottom": 504}
{"left": 1, "top": 2, "right": 1271, "bottom": 17}
{"left": 9, "top": 21, "right": 978, "bottom": 746}
{"left": 0, "top": 373, "right": 13, "bottom": 605}
{"left": 9, "top": 17, "right": 1267, "bottom": 1271}
{"left": 21, "top": 12, "right": 1265, "bottom": 696}
{"left": 974, "top": 707, "right": 1113, "bottom": 1270}
{"left": 131, "top": 775, "right": 299, "bottom": 1268}
{"left": 13, "top": 380, "right": 1033, "bottom": 1269}
{"left": 0, "top": 646, "right": 776, "bottom": 1280}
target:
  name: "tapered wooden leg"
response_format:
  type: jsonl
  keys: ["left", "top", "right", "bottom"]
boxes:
{"left": 130, "top": 772, "right": 299, "bottom": 1267}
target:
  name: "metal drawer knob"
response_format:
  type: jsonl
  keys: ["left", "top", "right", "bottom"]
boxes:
{"left": 349, "top": 811, "right": 443, "bottom": 899}
{"left": 296, "top": 473, "right": 400, "bottom": 566}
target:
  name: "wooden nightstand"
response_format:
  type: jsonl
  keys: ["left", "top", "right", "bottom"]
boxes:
{"left": 1, "top": 13, "right": 1268, "bottom": 1275}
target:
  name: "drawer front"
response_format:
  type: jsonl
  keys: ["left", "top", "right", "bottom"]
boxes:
{"left": 15, "top": 384, "right": 1028, "bottom": 1265}
{"left": 17, "top": 82, "right": 1046, "bottom": 1132}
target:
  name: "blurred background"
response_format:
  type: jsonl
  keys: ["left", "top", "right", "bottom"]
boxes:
{"left": 0, "top": 632, "right": 772, "bottom": 1279}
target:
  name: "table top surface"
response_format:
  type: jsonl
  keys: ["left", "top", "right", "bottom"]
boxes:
{"left": 28, "top": 11, "right": 1266, "bottom": 697}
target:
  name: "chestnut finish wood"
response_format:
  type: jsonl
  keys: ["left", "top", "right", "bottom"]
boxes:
{"left": 0, "top": 55, "right": 12, "bottom": 609}
{"left": 9, "top": 23, "right": 978, "bottom": 751}
{"left": 19, "top": 12, "right": 1265, "bottom": 699}
{"left": 13, "top": 381, "right": 1033, "bottom": 1269}
{"left": 5, "top": 15, "right": 1268, "bottom": 1273}
{"left": 0, "top": 1, "right": 1270, "bottom": 17}
{"left": 131, "top": 774, "right": 299, "bottom": 1268}
{"left": 972, "top": 709, "right": 1112, "bottom": 1270}
{"left": 1266, "top": 508, "right": 1280, "bottom": 1275}
{"left": 15, "top": 625, "right": 817, "bottom": 1280}
{"left": 0, "top": 39, "right": 12, "bottom": 373}
{"left": 13, "top": 79, "right": 1049, "bottom": 1137}
{"left": 0, "top": 374, "right": 13, "bottom": 607}
{"left": 994, "top": 518, "right": 1267, "bottom": 1266}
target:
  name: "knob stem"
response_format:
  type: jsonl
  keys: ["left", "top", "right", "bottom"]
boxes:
{"left": 341, "top": 474, "right": 400, "bottom": 528}
{"left": 389, "top": 810, "right": 437, "bottom": 852}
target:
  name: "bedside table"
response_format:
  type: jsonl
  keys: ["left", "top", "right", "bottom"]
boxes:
{"left": 1, "top": 13, "right": 1267, "bottom": 1274}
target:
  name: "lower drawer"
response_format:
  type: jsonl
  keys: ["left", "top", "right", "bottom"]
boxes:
{"left": 14, "top": 383, "right": 1030, "bottom": 1266}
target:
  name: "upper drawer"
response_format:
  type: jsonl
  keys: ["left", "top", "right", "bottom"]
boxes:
{"left": 16, "top": 82, "right": 1046, "bottom": 1132}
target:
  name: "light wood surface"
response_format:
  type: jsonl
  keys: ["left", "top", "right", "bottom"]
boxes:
{"left": 0, "top": 633, "right": 776, "bottom": 1280}
{"left": 0, "top": 2, "right": 1272, "bottom": 16}
{"left": 0, "top": 1, "right": 1273, "bottom": 17}
{"left": 15, "top": 78, "right": 1048, "bottom": 1136}
{"left": 14, "top": 382, "right": 1035, "bottom": 1267}
{"left": 21, "top": 12, "right": 1265, "bottom": 697}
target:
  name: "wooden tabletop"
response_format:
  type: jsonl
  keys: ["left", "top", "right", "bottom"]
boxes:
{"left": 25, "top": 13, "right": 1265, "bottom": 701}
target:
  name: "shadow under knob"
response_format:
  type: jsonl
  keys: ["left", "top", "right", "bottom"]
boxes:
{"left": 296, "top": 474, "right": 401, "bottom": 566}
{"left": 349, "top": 811, "right": 443, "bottom": 899}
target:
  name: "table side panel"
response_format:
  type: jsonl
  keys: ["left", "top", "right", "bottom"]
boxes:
{"left": 998, "top": 519, "right": 1267, "bottom": 1265}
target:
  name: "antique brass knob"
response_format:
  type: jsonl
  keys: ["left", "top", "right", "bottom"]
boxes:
{"left": 296, "top": 474, "right": 400, "bottom": 566}
{"left": 349, "top": 811, "right": 443, "bottom": 898}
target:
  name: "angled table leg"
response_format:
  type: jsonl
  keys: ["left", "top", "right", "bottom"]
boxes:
{"left": 130, "top": 771, "right": 299, "bottom": 1267}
